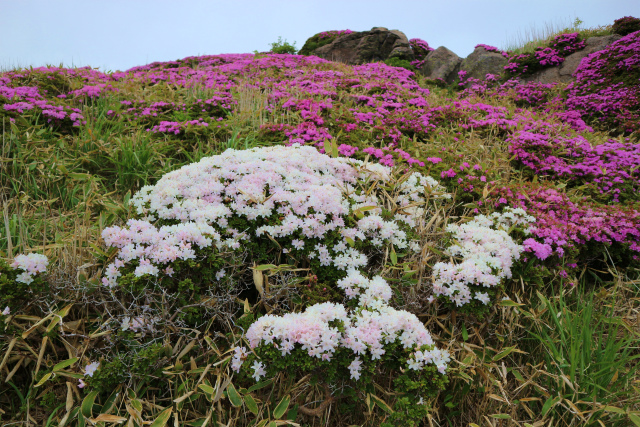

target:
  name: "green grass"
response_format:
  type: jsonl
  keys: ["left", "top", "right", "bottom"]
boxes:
{"left": 502, "top": 16, "right": 614, "bottom": 54}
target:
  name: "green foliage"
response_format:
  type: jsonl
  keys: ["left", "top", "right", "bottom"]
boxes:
{"left": 612, "top": 16, "right": 640, "bottom": 36}
{"left": 88, "top": 343, "right": 168, "bottom": 395}
{"left": 298, "top": 31, "right": 348, "bottom": 56}
{"left": 503, "top": 16, "right": 613, "bottom": 55}
{"left": 383, "top": 57, "right": 417, "bottom": 71}
{"left": 268, "top": 37, "right": 297, "bottom": 55}
{"left": 525, "top": 290, "right": 640, "bottom": 426}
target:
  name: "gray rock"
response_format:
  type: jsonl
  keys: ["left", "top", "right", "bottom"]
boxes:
{"left": 419, "top": 46, "right": 462, "bottom": 84}
{"left": 521, "top": 34, "right": 623, "bottom": 84}
{"left": 460, "top": 47, "right": 508, "bottom": 81}
{"left": 310, "top": 28, "right": 414, "bottom": 64}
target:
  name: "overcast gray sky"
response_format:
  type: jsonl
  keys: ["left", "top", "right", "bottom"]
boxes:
{"left": 1, "top": 0, "right": 637, "bottom": 72}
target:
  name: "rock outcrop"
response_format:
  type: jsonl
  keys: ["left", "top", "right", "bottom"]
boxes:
{"left": 521, "top": 34, "right": 623, "bottom": 84}
{"left": 419, "top": 47, "right": 462, "bottom": 84}
{"left": 459, "top": 47, "right": 508, "bottom": 80}
{"left": 309, "top": 27, "right": 414, "bottom": 64}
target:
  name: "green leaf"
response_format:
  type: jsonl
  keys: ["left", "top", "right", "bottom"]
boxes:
{"left": 268, "top": 422, "right": 277, "bottom": 427}
{"left": 603, "top": 405, "right": 626, "bottom": 414}
{"left": 81, "top": 391, "right": 98, "bottom": 418}
{"left": 345, "top": 237, "right": 355, "bottom": 247}
{"left": 55, "top": 370, "right": 84, "bottom": 379}
{"left": 490, "top": 414, "right": 511, "bottom": 419}
{"left": 541, "top": 396, "right": 561, "bottom": 417}
{"left": 365, "top": 394, "right": 374, "bottom": 412}
{"left": 331, "top": 138, "right": 339, "bottom": 158}
{"left": 369, "top": 394, "right": 393, "bottom": 414}
{"left": 47, "top": 304, "right": 74, "bottom": 332}
{"left": 287, "top": 404, "right": 299, "bottom": 421}
{"left": 425, "top": 245, "right": 445, "bottom": 257}
{"left": 389, "top": 249, "right": 397, "bottom": 265}
{"left": 53, "top": 357, "right": 78, "bottom": 372}
{"left": 247, "top": 379, "right": 273, "bottom": 393}
{"left": 150, "top": 407, "right": 172, "bottom": 427}
{"left": 492, "top": 346, "right": 517, "bottom": 362}
{"left": 34, "top": 372, "right": 52, "bottom": 387}
{"left": 68, "top": 172, "right": 92, "bottom": 181}
{"left": 255, "top": 264, "right": 278, "bottom": 271}
{"left": 227, "top": 383, "right": 243, "bottom": 407}
{"left": 198, "top": 384, "right": 214, "bottom": 395}
{"left": 499, "top": 299, "right": 524, "bottom": 307}
{"left": 461, "top": 324, "right": 468, "bottom": 342}
{"left": 273, "top": 395, "right": 291, "bottom": 419}
{"left": 244, "top": 394, "right": 259, "bottom": 414}
{"left": 131, "top": 399, "right": 143, "bottom": 412}
{"left": 629, "top": 413, "right": 640, "bottom": 426}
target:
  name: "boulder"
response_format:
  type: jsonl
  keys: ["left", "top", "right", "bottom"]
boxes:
{"left": 419, "top": 46, "right": 462, "bottom": 84}
{"left": 521, "top": 35, "right": 623, "bottom": 84}
{"left": 310, "top": 27, "right": 414, "bottom": 64}
{"left": 460, "top": 47, "right": 508, "bottom": 81}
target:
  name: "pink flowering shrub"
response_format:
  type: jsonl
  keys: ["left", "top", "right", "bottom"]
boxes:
{"left": 111, "top": 95, "right": 234, "bottom": 129}
{"left": 409, "top": 38, "right": 435, "bottom": 69}
{"left": 509, "top": 131, "right": 640, "bottom": 202}
{"left": 495, "top": 184, "right": 640, "bottom": 267}
{"left": 612, "top": 16, "right": 640, "bottom": 36}
{"left": 565, "top": 30, "right": 640, "bottom": 135}
{"left": 503, "top": 33, "right": 586, "bottom": 77}
{"left": 147, "top": 118, "right": 209, "bottom": 135}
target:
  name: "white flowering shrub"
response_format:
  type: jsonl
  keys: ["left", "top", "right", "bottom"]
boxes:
{"left": 100, "top": 144, "right": 448, "bottom": 326}
{"left": 96, "top": 144, "right": 531, "bottom": 422}
{"left": 432, "top": 208, "right": 535, "bottom": 312}
{"left": 0, "top": 253, "right": 49, "bottom": 329}
{"left": 233, "top": 269, "right": 450, "bottom": 422}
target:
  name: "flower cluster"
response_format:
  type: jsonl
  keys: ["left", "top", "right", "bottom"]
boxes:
{"left": 409, "top": 38, "right": 435, "bottom": 68}
{"left": 10, "top": 253, "right": 49, "bottom": 285}
{"left": 432, "top": 208, "right": 533, "bottom": 308}
{"left": 69, "top": 83, "right": 119, "bottom": 99}
{"left": 101, "top": 144, "right": 447, "bottom": 288}
{"left": 236, "top": 269, "right": 450, "bottom": 381}
{"left": 318, "top": 29, "right": 353, "bottom": 39}
{"left": 475, "top": 44, "right": 510, "bottom": 58}
{"left": 496, "top": 185, "right": 640, "bottom": 263}
{"left": 147, "top": 118, "right": 209, "bottom": 134}
{"left": 509, "top": 131, "right": 640, "bottom": 202}
{"left": 565, "top": 30, "right": 640, "bottom": 135}
{"left": 503, "top": 33, "right": 586, "bottom": 77}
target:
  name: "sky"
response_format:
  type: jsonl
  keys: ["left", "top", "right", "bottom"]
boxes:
{"left": 1, "top": 0, "right": 637, "bottom": 72}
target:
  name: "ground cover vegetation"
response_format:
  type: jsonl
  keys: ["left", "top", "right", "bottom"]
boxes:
{"left": 0, "top": 17, "right": 639, "bottom": 427}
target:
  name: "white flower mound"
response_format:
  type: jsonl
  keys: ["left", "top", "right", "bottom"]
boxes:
{"left": 10, "top": 253, "right": 49, "bottom": 285}
{"left": 101, "top": 144, "right": 447, "bottom": 287}
{"left": 432, "top": 208, "right": 535, "bottom": 307}
{"left": 239, "top": 269, "right": 451, "bottom": 381}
